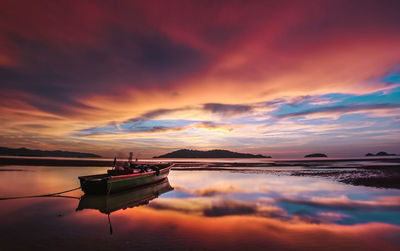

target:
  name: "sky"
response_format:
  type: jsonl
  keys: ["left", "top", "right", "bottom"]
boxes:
{"left": 0, "top": 0, "right": 399, "bottom": 158}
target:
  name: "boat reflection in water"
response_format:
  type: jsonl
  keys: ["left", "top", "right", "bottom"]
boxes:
{"left": 77, "top": 178, "right": 173, "bottom": 214}
{"left": 76, "top": 178, "right": 173, "bottom": 234}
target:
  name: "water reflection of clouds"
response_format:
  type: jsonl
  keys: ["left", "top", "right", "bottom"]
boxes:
{"left": 277, "top": 195, "right": 400, "bottom": 225}
{"left": 173, "top": 184, "right": 247, "bottom": 196}
{"left": 150, "top": 197, "right": 287, "bottom": 219}
{"left": 162, "top": 171, "right": 400, "bottom": 225}
{"left": 1, "top": 168, "right": 400, "bottom": 250}
{"left": 3, "top": 197, "right": 399, "bottom": 250}
{"left": 169, "top": 171, "right": 347, "bottom": 195}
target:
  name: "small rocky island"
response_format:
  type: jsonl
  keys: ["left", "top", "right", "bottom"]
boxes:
{"left": 304, "top": 153, "right": 327, "bottom": 158}
{"left": 154, "top": 149, "right": 271, "bottom": 158}
{"left": 366, "top": 151, "right": 397, "bottom": 156}
{"left": 0, "top": 146, "right": 101, "bottom": 158}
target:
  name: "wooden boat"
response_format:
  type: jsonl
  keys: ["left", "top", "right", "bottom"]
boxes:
{"left": 76, "top": 178, "right": 173, "bottom": 214}
{"left": 78, "top": 162, "right": 173, "bottom": 195}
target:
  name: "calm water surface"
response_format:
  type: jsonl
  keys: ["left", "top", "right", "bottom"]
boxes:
{"left": 1, "top": 165, "right": 400, "bottom": 250}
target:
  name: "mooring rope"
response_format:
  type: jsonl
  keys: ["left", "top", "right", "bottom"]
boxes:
{"left": 0, "top": 186, "right": 81, "bottom": 201}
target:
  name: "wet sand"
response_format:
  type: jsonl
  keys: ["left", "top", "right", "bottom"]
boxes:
{"left": 290, "top": 167, "right": 400, "bottom": 189}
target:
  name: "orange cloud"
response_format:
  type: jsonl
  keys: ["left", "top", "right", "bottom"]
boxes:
{"left": 1, "top": 1, "right": 400, "bottom": 155}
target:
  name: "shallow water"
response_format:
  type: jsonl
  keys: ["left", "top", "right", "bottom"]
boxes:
{"left": 1, "top": 165, "right": 400, "bottom": 250}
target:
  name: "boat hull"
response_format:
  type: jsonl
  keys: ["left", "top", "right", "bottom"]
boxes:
{"left": 76, "top": 178, "right": 173, "bottom": 214}
{"left": 79, "top": 165, "right": 171, "bottom": 195}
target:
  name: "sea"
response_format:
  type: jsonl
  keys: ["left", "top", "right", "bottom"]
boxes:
{"left": 0, "top": 157, "right": 399, "bottom": 250}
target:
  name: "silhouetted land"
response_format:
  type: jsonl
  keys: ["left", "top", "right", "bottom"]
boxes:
{"left": 304, "top": 153, "right": 327, "bottom": 158}
{"left": 153, "top": 149, "right": 271, "bottom": 158}
{"left": 0, "top": 147, "right": 101, "bottom": 158}
{"left": 0, "top": 157, "right": 112, "bottom": 167}
{"left": 366, "top": 151, "right": 397, "bottom": 156}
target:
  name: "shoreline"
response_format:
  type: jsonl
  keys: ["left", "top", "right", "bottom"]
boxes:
{"left": 1, "top": 156, "right": 399, "bottom": 167}
{"left": 1, "top": 157, "right": 399, "bottom": 189}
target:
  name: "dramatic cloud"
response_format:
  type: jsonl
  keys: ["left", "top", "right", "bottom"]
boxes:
{"left": 275, "top": 103, "right": 400, "bottom": 119}
{"left": 125, "top": 108, "right": 187, "bottom": 123}
{"left": 203, "top": 103, "right": 253, "bottom": 117}
{"left": 1, "top": 0, "right": 400, "bottom": 156}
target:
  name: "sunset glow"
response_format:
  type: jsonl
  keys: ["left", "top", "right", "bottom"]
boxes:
{"left": 1, "top": 0, "right": 399, "bottom": 157}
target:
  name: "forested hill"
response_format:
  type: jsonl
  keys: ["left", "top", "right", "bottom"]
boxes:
{"left": 154, "top": 149, "right": 271, "bottom": 158}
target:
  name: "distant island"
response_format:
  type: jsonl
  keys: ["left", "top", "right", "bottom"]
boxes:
{"left": 0, "top": 146, "right": 101, "bottom": 158}
{"left": 304, "top": 153, "right": 327, "bottom": 158}
{"left": 153, "top": 149, "right": 271, "bottom": 158}
{"left": 366, "top": 151, "right": 397, "bottom": 157}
